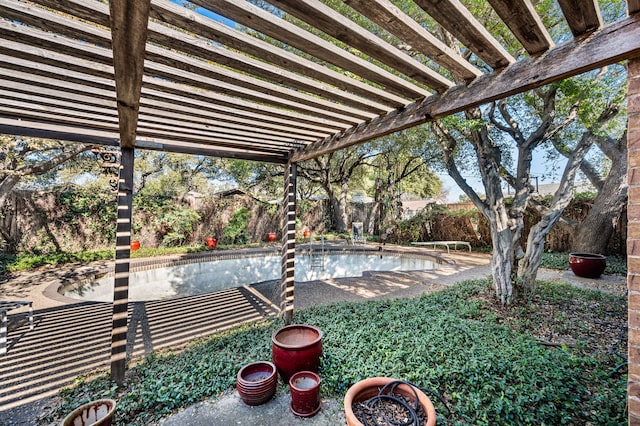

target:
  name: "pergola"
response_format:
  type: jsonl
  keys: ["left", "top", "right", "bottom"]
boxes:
{"left": 1, "top": 0, "right": 640, "bottom": 420}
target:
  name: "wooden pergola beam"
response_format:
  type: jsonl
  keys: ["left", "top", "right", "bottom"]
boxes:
{"left": 0, "top": 117, "right": 289, "bottom": 163}
{"left": 193, "top": 0, "right": 431, "bottom": 99}
{"left": 557, "top": 0, "right": 603, "bottom": 37}
{"left": 280, "top": 161, "right": 296, "bottom": 325}
{"left": 487, "top": 0, "right": 553, "bottom": 55}
{"left": 267, "top": 0, "right": 454, "bottom": 92}
{"left": 412, "top": 0, "right": 515, "bottom": 69}
{"left": 291, "top": 13, "right": 640, "bottom": 162}
{"left": 343, "top": 0, "right": 482, "bottom": 81}
{"left": 109, "top": 0, "right": 149, "bottom": 149}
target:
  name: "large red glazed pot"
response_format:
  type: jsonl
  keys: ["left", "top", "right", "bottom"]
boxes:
{"left": 267, "top": 232, "right": 277, "bottom": 242}
{"left": 569, "top": 252, "right": 606, "bottom": 278}
{"left": 271, "top": 324, "right": 323, "bottom": 383}
{"left": 130, "top": 240, "right": 140, "bottom": 251}
{"left": 344, "top": 378, "right": 436, "bottom": 426}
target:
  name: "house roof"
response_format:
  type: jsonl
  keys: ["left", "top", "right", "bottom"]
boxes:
{"left": 0, "top": 1, "right": 638, "bottom": 164}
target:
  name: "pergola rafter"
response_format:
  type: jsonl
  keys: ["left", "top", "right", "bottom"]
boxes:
{"left": 1, "top": 0, "right": 640, "bottom": 418}
{"left": 0, "top": 0, "right": 637, "bottom": 161}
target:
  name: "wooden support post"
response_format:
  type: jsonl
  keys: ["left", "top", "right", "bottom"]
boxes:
{"left": 107, "top": 0, "right": 149, "bottom": 386}
{"left": 280, "top": 161, "right": 296, "bottom": 324}
{"left": 110, "top": 146, "right": 134, "bottom": 385}
{"left": 0, "top": 311, "right": 6, "bottom": 356}
{"left": 629, "top": 57, "right": 640, "bottom": 425}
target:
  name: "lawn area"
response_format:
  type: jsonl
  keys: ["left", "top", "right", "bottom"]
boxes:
{"left": 46, "top": 278, "right": 627, "bottom": 425}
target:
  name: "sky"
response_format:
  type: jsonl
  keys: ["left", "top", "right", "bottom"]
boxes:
{"left": 437, "top": 146, "right": 569, "bottom": 203}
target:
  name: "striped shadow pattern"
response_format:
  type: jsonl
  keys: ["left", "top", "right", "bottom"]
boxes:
{"left": 0, "top": 287, "right": 277, "bottom": 411}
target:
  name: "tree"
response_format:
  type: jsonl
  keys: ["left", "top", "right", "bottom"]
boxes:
{"left": 546, "top": 68, "right": 628, "bottom": 254}
{"left": 432, "top": 76, "right": 622, "bottom": 304}
{"left": 569, "top": 128, "right": 627, "bottom": 254}
{"left": 0, "top": 136, "right": 94, "bottom": 252}
{"left": 297, "top": 146, "right": 373, "bottom": 232}
{"left": 366, "top": 128, "right": 442, "bottom": 235}
{"left": 425, "top": 0, "right": 627, "bottom": 304}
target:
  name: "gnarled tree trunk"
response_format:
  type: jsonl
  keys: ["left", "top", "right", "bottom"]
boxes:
{"left": 571, "top": 138, "right": 627, "bottom": 254}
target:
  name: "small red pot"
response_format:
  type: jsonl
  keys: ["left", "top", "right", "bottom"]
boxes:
{"left": 130, "top": 240, "right": 140, "bottom": 251}
{"left": 303, "top": 230, "right": 311, "bottom": 238}
{"left": 267, "top": 232, "right": 277, "bottom": 242}
{"left": 205, "top": 236, "right": 217, "bottom": 248}
{"left": 272, "top": 324, "right": 323, "bottom": 383}
{"left": 290, "top": 370, "right": 321, "bottom": 417}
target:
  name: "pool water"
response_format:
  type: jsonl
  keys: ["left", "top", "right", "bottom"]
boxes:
{"left": 62, "top": 253, "right": 438, "bottom": 302}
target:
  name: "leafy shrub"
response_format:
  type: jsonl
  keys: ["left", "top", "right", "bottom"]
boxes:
{"left": 0, "top": 249, "right": 115, "bottom": 273}
{"left": 58, "top": 189, "right": 117, "bottom": 241}
{"left": 159, "top": 209, "right": 201, "bottom": 247}
{"left": 223, "top": 207, "right": 251, "bottom": 245}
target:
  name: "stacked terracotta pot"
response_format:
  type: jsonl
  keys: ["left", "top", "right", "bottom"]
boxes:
{"left": 236, "top": 361, "right": 278, "bottom": 406}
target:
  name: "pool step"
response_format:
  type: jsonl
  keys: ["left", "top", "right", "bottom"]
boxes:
{"left": 310, "top": 253, "right": 324, "bottom": 270}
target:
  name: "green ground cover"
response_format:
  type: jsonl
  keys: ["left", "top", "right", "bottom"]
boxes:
{"left": 48, "top": 279, "right": 627, "bottom": 425}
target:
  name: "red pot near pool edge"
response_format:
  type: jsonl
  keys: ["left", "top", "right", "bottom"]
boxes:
{"left": 205, "top": 236, "right": 217, "bottom": 248}
{"left": 267, "top": 232, "right": 277, "bottom": 242}
{"left": 272, "top": 324, "right": 323, "bottom": 383}
{"left": 130, "top": 240, "right": 140, "bottom": 251}
{"left": 569, "top": 252, "right": 606, "bottom": 279}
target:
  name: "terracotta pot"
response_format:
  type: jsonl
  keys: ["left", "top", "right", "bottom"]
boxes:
{"left": 289, "top": 370, "right": 321, "bottom": 417}
{"left": 344, "top": 378, "right": 436, "bottom": 426}
{"left": 61, "top": 399, "right": 116, "bottom": 426}
{"left": 272, "top": 324, "right": 323, "bottom": 383}
{"left": 569, "top": 252, "right": 606, "bottom": 278}
{"left": 130, "top": 240, "right": 140, "bottom": 251}
{"left": 236, "top": 361, "right": 277, "bottom": 406}
{"left": 204, "top": 236, "right": 217, "bottom": 248}
{"left": 303, "top": 230, "right": 311, "bottom": 238}
{"left": 267, "top": 232, "right": 277, "bottom": 242}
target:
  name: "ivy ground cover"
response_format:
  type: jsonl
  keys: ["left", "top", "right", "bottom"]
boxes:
{"left": 49, "top": 279, "right": 627, "bottom": 425}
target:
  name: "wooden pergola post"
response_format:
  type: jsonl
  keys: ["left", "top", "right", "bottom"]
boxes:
{"left": 107, "top": 0, "right": 150, "bottom": 385}
{"left": 280, "top": 161, "right": 297, "bottom": 324}
{"left": 629, "top": 56, "right": 640, "bottom": 424}
{"left": 110, "top": 146, "right": 134, "bottom": 384}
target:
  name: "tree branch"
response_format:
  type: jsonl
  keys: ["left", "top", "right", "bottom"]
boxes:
{"left": 431, "top": 120, "right": 488, "bottom": 212}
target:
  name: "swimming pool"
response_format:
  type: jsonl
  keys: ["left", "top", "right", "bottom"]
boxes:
{"left": 61, "top": 251, "right": 439, "bottom": 302}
